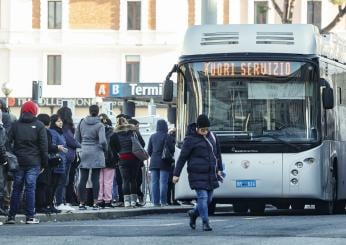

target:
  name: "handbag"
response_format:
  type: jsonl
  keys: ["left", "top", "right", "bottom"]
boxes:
{"left": 161, "top": 136, "right": 174, "bottom": 164}
{"left": 6, "top": 151, "right": 19, "bottom": 172}
{"left": 48, "top": 152, "right": 62, "bottom": 168}
{"left": 131, "top": 133, "right": 149, "bottom": 161}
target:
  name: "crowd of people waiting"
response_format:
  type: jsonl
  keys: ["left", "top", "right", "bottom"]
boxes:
{"left": 0, "top": 100, "right": 177, "bottom": 225}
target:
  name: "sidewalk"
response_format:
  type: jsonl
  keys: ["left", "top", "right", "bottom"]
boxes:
{"left": 0, "top": 204, "right": 231, "bottom": 224}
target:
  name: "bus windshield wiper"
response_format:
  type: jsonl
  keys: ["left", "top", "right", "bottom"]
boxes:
{"left": 252, "top": 135, "right": 301, "bottom": 151}
{"left": 215, "top": 132, "right": 251, "bottom": 140}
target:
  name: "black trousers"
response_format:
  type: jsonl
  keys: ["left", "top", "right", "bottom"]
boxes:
{"left": 66, "top": 159, "right": 79, "bottom": 205}
{"left": 136, "top": 166, "right": 143, "bottom": 199}
{"left": 116, "top": 166, "right": 123, "bottom": 202}
{"left": 119, "top": 160, "right": 140, "bottom": 195}
{"left": 78, "top": 168, "right": 100, "bottom": 203}
{"left": 48, "top": 173, "right": 63, "bottom": 207}
{"left": 0, "top": 166, "right": 6, "bottom": 201}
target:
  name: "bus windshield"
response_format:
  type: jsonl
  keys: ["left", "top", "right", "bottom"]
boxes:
{"left": 180, "top": 60, "right": 319, "bottom": 143}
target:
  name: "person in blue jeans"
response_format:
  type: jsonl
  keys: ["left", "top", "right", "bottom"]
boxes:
{"left": 173, "top": 115, "right": 223, "bottom": 231}
{"left": 148, "top": 120, "right": 175, "bottom": 207}
{"left": 6, "top": 101, "right": 48, "bottom": 224}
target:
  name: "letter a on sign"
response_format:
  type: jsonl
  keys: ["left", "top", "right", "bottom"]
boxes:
{"left": 95, "top": 83, "right": 110, "bottom": 97}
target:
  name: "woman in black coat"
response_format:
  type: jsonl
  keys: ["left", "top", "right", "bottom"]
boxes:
{"left": 36, "top": 114, "right": 62, "bottom": 214}
{"left": 173, "top": 115, "right": 223, "bottom": 231}
{"left": 147, "top": 120, "right": 174, "bottom": 206}
{"left": 114, "top": 117, "right": 144, "bottom": 208}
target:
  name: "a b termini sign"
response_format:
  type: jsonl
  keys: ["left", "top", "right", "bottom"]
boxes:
{"left": 95, "top": 83, "right": 163, "bottom": 98}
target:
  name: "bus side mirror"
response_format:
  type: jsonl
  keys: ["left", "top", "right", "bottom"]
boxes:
{"left": 163, "top": 79, "right": 174, "bottom": 102}
{"left": 322, "top": 87, "right": 334, "bottom": 109}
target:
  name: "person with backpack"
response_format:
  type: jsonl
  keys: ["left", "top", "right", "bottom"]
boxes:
{"left": 97, "top": 114, "right": 120, "bottom": 208}
{"left": 5, "top": 101, "right": 48, "bottom": 224}
{"left": 147, "top": 120, "right": 175, "bottom": 207}
{"left": 172, "top": 114, "right": 223, "bottom": 231}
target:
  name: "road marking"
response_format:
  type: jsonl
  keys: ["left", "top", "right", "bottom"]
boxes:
{"left": 243, "top": 217, "right": 265, "bottom": 220}
{"left": 36, "top": 223, "right": 184, "bottom": 228}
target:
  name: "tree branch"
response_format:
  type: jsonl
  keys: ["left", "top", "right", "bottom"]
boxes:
{"left": 271, "top": 0, "right": 284, "bottom": 22}
{"left": 321, "top": 5, "right": 346, "bottom": 33}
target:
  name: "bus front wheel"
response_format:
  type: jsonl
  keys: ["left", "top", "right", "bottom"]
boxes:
{"left": 233, "top": 202, "right": 248, "bottom": 213}
{"left": 249, "top": 203, "right": 265, "bottom": 215}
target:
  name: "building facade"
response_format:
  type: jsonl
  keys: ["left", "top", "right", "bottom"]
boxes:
{"left": 0, "top": 0, "right": 344, "bottom": 118}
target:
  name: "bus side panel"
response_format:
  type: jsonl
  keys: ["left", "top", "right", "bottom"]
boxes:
{"left": 174, "top": 149, "right": 284, "bottom": 200}
{"left": 282, "top": 145, "right": 324, "bottom": 199}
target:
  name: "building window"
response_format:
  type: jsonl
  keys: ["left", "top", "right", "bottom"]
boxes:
{"left": 254, "top": 1, "right": 268, "bottom": 24}
{"left": 127, "top": 1, "right": 141, "bottom": 30}
{"left": 126, "top": 55, "right": 140, "bottom": 82}
{"left": 47, "top": 55, "right": 61, "bottom": 85}
{"left": 48, "top": 0, "right": 62, "bottom": 29}
{"left": 307, "top": 0, "right": 321, "bottom": 29}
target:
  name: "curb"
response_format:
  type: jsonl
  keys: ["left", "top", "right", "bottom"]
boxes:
{"left": 0, "top": 205, "right": 232, "bottom": 224}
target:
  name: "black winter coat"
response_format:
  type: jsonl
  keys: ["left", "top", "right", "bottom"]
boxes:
{"left": 173, "top": 123, "right": 223, "bottom": 191}
{"left": 8, "top": 113, "right": 48, "bottom": 169}
{"left": 37, "top": 129, "right": 59, "bottom": 184}
{"left": 147, "top": 120, "right": 175, "bottom": 171}
{"left": 115, "top": 124, "right": 145, "bottom": 154}
{"left": 0, "top": 125, "right": 7, "bottom": 165}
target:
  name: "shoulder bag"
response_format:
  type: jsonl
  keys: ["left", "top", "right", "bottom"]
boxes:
{"left": 161, "top": 135, "right": 174, "bottom": 164}
{"left": 48, "top": 152, "right": 63, "bottom": 168}
{"left": 131, "top": 132, "right": 149, "bottom": 161}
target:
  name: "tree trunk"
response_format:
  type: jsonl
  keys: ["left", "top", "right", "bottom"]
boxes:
{"left": 283, "top": 0, "right": 289, "bottom": 22}
{"left": 287, "top": 0, "right": 296, "bottom": 23}
{"left": 321, "top": 5, "right": 346, "bottom": 33}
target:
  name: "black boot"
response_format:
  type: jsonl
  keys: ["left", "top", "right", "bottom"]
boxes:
{"left": 188, "top": 210, "right": 197, "bottom": 229}
{"left": 203, "top": 221, "right": 212, "bottom": 231}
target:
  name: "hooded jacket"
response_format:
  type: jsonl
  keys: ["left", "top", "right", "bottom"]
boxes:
{"left": 173, "top": 123, "right": 223, "bottom": 190}
{"left": 8, "top": 113, "right": 48, "bottom": 169}
{"left": 75, "top": 116, "right": 106, "bottom": 169}
{"left": 147, "top": 120, "right": 175, "bottom": 171}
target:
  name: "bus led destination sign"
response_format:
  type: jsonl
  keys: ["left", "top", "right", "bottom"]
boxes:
{"left": 204, "top": 61, "right": 293, "bottom": 77}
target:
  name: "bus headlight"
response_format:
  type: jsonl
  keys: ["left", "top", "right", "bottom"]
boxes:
{"left": 295, "top": 162, "right": 303, "bottom": 168}
{"left": 291, "top": 169, "right": 299, "bottom": 176}
{"left": 304, "top": 158, "right": 315, "bottom": 164}
{"left": 291, "top": 178, "right": 298, "bottom": 185}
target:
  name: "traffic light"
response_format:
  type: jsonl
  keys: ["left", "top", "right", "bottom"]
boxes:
{"left": 32, "top": 81, "right": 42, "bottom": 104}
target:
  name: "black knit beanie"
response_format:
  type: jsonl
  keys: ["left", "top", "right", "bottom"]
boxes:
{"left": 196, "top": 114, "right": 210, "bottom": 128}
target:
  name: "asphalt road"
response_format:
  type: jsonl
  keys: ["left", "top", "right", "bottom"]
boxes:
{"left": 1, "top": 208, "right": 346, "bottom": 245}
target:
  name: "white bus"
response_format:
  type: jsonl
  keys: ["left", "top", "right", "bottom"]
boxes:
{"left": 163, "top": 24, "right": 346, "bottom": 215}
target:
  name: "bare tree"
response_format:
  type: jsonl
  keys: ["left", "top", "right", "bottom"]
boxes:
{"left": 270, "top": 0, "right": 346, "bottom": 33}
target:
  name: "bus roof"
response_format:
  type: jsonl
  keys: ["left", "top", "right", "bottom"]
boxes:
{"left": 182, "top": 24, "right": 346, "bottom": 64}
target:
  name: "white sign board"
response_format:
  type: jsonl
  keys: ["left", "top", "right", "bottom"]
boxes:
{"left": 248, "top": 83, "right": 305, "bottom": 100}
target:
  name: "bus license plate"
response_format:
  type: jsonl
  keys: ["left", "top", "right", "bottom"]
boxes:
{"left": 236, "top": 180, "right": 256, "bottom": 188}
